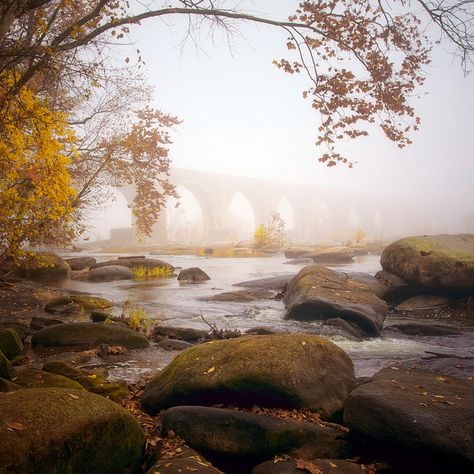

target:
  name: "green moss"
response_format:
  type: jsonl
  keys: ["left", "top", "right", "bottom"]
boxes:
{"left": 0, "top": 329, "right": 23, "bottom": 359}
{"left": 0, "top": 351, "right": 17, "bottom": 380}
{"left": 45, "top": 295, "right": 114, "bottom": 313}
{"left": 13, "top": 368, "right": 84, "bottom": 390}
{"left": 0, "top": 388, "right": 145, "bottom": 473}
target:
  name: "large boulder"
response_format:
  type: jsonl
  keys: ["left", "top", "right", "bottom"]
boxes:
{"left": 380, "top": 234, "right": 474, "bottom": 294}
{"left": 90, "top": 257, "right": 174, "bottom": 272}
{"left": 64, "top": 256, "right": 96, "bottom": 270}
{"left": 31, "top": 322, "right": 149, "bottom": 349}
{"left": 395, "top": 295, "right": 450, "bottom": 311}
{"left": 12, "top": 368, "right": 84, "bottom": 390}
{"left": 75, "top": 265, "right": 133, "bottom": 282}
{"left": 177, "top": 267, "right": 210, "bottom": 282}
{"left": 14, "top": 253, "right": 70, "bottom": 279}
{"left": 375, "top": 270, "right": 421, "bottom": 305}
{"left": 0, "top": 388, "right": 145, "bottom": 473}
{"left": 0, "top": 328, "right": 23, "bottom": 359}
{"left": 234, "top": 275, "right": 293, "bottom": 291}
{"left": 142, "top": 334, "right": 355, "bottom": 419}
{"left": 283, "top": 265, "right": 387, "bottom": 337}
{"left": 162, "top": 406, "right": 353, "bottom": 464}
{"left": 45, "top": 295, "right": 114, "bottom": 314}
{"left": 344, "top": 367, "right": 474, "bottom": 470}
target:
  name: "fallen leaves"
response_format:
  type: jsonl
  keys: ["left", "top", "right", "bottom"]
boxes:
{"left": 4, "top": 421, "right": 24, "bottom": 431}
{"left": 295, "top": 458, "right": 323, "bottom": 474}
{"left": 68, "top": 393, "right": 79, "bottom": 400}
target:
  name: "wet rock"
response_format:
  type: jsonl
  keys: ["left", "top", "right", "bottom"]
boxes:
{"left": 343, "top": 272, "right": 387, "bottom": 299}
{"left": 0, "top": 328, "right": 23, "bottom": 359}
{"left": 380, "top": 234, "right": 474, "bottom": 294}
{"left": 178, "top": 267, "right": 210, "bottom": 282}
{"left": 401, "top": 356, "right": 474, "bottom": 386}
{"left": 284, "top": 265, "right": 387, "bottom": 337}
{"left": 75, "top": 265, "right": 133, "bottom": 282}
{"left": 156, "top": 339, "right": 194, "bottom": 351}
{"left": 13, "top": 368, "right": 84, "bottom": 390}
{"left": 64, "top": 256, "right": 96, "bottom": 270}
{"left": 344, "top": 367, "right": 474, "bottom": 470}
{"left": 45, "top": 295, "right": 114, "bottom": 314}
{"left": 162, "top": 406, "right": 353, "bottom": 465}
{"left": 0, "top": 377, "right": 21, "bottom": 392}
{"left": 387, "top": 323, "right": 461, "bottom": 337}
{"left": 30, "top": 316, "right": 64, "bottom": 331}
{"left": 31, "top": 322, "right": 149, "bottom": 349}
{"left": 42, "top": 361, "right": 130, "bottom": 402}
{"left": 14, "top": 253, "right": 70, "bottom": 279}
{"left": 91, "top": 257, "right": 174, "bottom": 272}
{"left": 204, "top": 288, "right": 274, "bottom": 302}
{"left": 375, "top": 270, "right": 421, "bottom": 305}
{"left": 0, "top": 388, "right": 145, "bottom": 474}
{"left": 233, "top": 275, "right": 293, "bottom": 291}
{"left": 395, "top": 295, "right": 450, "bottom": 311}
{"left": 142, "top": 334, "right": 355, "bottom": 419}
{"left": 252, "top": 459, "right": 366, "bottom": 474}
{"left": 154, "top": 326, "right": 209, "bottom": 342}
{"left": 147, "top": 445, "right": 223, "bottom": 473}
{"left": 90, "top": 311, "right": 113, "bottom": 322}
{"left": 303, "top": 247, "right": 356, "bottom": 263}
{"left": 0, "top": 350, "right": 16, "bottom": 380}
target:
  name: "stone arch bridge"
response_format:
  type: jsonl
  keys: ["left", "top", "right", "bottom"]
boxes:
{"left": 118, "top": 168, "right": 418, "bottom": 244}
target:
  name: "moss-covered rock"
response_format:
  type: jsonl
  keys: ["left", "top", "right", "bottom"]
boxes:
{"left": 13, "top": 368, "right": 84, "bottom": 390}
{"left": 14, "top": 253, "right": 71, "bottom": 279}
{"left": 0, "top": 388, "right": 145, "bottom": 473}
{"left": 162, "top": 406, "right": 354, "bottom": 465}
{"left": 380, "top": 234, "right": 474, "bottom": 293}
{"left": 0, "top": 377, "right": 21, "bottom": 392}
{"left": 90, "top": 257, "right": 174, "bottom": 272}
{"left": 0, "top": 350, "right": 16, "bottom": 380}
{"left": 142, "top": 334, "right": 355, "bottom": 419}
{"left": 32, "top": 322, "right": 149, "bottom": 349}
{"left": 75, "top": 265, "right": 133, "bottom": 282}
{"left": 42, "top": 361, "right": 129, "bottom": 403}
{"left": 0, "top": 328, "right": 23, "bottom": 359}
{"left": 283, "top": 265, "right": 387, "bottom": 337}
{"left": 45, "top": 295, "right": 114, "bottom": 314}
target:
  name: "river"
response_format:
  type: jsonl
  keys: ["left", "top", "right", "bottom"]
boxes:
{"left": 52, "top": 252, "right": 474, "bottom": 382}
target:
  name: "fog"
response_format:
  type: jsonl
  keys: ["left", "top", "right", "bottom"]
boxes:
{"left": 82, "top": 1, "right": 474, "bottom": 245}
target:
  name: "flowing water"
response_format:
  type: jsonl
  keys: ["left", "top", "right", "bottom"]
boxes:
{"left": 52, "top": 253, "right": 474, "bottom": 382}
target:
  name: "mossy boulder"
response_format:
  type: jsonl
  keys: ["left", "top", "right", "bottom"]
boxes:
{"left": 302, "top": 246, "right": 356, "bottom": 263}
{"left": 0, "top": 388, "right": 145, "bottom": 473}
{"left": 142, "top": 334, "right": 355, "bottom": 419}
{"left": 31, "top": 322, "right": 149, "bottom": 349}
{"left": 13, "top": 368, "right": 84, "bottom": 390}
{"left": 380, "top": 234, "right": 474, "bottom": 293}
{"left": 0, "top": 377, "right": 21, "bottom": 393}
{"left": 90, "top": 257, "right": 174, "bottom": 272}
{"left": 177, "top": 267, "right": 210, "bottom": 282}
{"left": 42, "top": 361, "right": 130, "bottom": 402}
{"left": 284, "top": 265, "right": 387, "bottom": 337}
{"left": 0, "top": 328, "right": 23, "bottom": 359}
{"left": 0, "top": 351, "right": 16, "bottom": 380}
{"left": 64, "top": 256, "right": 96, "bottom": 271}
{"left": 162, "top": 406, "right": 354, "bottom": 466}
{"left": 14, "top": 253, "right": 71, "bottom": 279}
{"left": 45, "top": 295, "right": 114, "bottom": 314}
{"left": 76, "top": 265, "right": 133, "bottom": 282}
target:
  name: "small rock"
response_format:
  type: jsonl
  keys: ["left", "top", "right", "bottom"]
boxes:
{"left": 75, "top": 265, "right": 133, "bottom": 282}
{"left": 156, "top": 339, "right": 194, "bottom": 351}
{"left": 395, "top": 295, "right": 450, "bottom": 311}
{"left": 154, "top": 326, "right": 209, "bottom": 342}
{"left": 30, "top": 316, "right": 64, "bottom": 331}
{"left": 177, "top": 267, "right": 210, "bottom": 282}
{"left": 45, "top": 295, "right": 114, "bottom": 314}
{"left": 0, "top": 328, "right": 23, "bottom": 359}
{"left": 64, "top": 257, "right": 96, "bottom": 271}
{"left": 204, "top": 289, "right": 274, "bottom": 302}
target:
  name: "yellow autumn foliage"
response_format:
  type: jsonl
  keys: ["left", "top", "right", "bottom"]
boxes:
{"left": 0, "top": 71, "right": 77, "bottom": 261}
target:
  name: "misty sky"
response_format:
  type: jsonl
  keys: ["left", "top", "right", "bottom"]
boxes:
{"left": 85, "top": 1, "right": 474, "bottom": 240}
